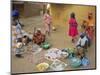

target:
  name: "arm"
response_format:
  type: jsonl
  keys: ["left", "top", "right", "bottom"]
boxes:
{"left": 76, "top": 38, "right": 81, "bottom": 46}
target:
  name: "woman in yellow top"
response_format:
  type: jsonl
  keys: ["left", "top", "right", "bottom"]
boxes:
{"left": 87, "top": 12, "right": 95, "bottom": 27}
{"left": 86, "top": 12, "right": 95, "bottom": 40}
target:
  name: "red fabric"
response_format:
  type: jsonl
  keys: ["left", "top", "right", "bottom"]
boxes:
{"left": 86, "top": 27, "right": 94, "bottom": 40}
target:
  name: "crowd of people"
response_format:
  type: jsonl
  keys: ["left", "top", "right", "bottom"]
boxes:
{"left": 68, "top": 12, "right": 95, "bottom": 59}
{"left": 12, "top": 8, "right": 95, "bottom": 60}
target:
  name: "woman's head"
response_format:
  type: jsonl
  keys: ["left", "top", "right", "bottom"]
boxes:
{"left": 37, "top": 30, "right": 41, "bottom": 35}
{"left": 88, "top": 12, "right": 93, "bottom": 19}
{"left": 34, "top": 28, "right": 41, "bottom": 35}
{"left": 80, "top": 33, "right": 86, "bottom": 39}
{"left": 70, "top": 12, "right": 75, "bottom": 19}
{"left": 45, "top": 10, "right": 50, "bottom": 15}
{"left": 23, "top": 35, "right": 28, "bottom": 38}
{"left": 82, "top": 20, "right": 87, "bottom": 25}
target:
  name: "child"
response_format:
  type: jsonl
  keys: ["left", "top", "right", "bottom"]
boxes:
{"left": 12, "top": 8, "right": 24, "bottom": 27}
{"left": 15, "top": 38, "right": 23, "bottom": 58}
{"left": 43, "top": 10, "right": 52, "bottom": 36}
{"left": 76, "top": 33, "right": 89, "bottom": 50}
{"left": 68, "top": 12, "right": 78, "bottom": 43}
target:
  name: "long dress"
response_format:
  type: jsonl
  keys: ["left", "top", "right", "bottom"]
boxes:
{"left": 68, "top": 18, "right": 78, "bottom": 37}
{"left": 43, "top": 13, "right": 52, "bottom": 33}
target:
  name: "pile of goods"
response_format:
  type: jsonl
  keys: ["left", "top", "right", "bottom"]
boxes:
{"left": 50, "top": 59, "right": 68, "bottom": 71}
{"left": 36, "top": 62, "right": 49, "bottom": 72}
{"left": 45, "top": 48, "right": 69, "bottom": 61}
{"left": 70, "top": 57, "right": 82, "bottom": 68}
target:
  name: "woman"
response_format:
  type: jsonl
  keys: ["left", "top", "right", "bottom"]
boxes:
{"left": 33, "top": 29, "right": 45, "bottom": 45}
{"left": 68, "top": 12, "right": 78, "bottom": 43}
{"left": 43, "top": 10, "right": 52, "bottom": 35}
{"left": 86, "top": 12, "right": 95, "bottom": 40}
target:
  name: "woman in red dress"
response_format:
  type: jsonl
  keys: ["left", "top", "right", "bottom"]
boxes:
{"left": 68, "top": 12, "right": 78, "bottom": 43}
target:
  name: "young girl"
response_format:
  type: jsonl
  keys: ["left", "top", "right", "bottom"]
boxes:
{"left": 68, "top": 12, "right": 78, "bottom": 43}
{"left": 43, "top": 10, "right": 52, "bottom": 36}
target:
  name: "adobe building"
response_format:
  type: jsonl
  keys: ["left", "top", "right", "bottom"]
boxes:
{"left": 12, "top": 1, "right": 96, "bottom": 27}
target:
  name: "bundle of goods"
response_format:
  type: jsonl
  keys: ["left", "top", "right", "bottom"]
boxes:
{"left": 45, "top": 48, "right": 62, "bottom": 61}
{"left": 45, "top": 48, "right": 69, "bottom": 61}
{"left": 70, "top": 57, "right": 81, "bottom": 68}
{"left": 81, "top": 57, "right": 89, "bottom": 66}
{"left": 36, "top": 62, "right": 49, "bottom": 72}
{"left": 50, "top": 59, "right": 68, "bottom": 71}
{"left": 63, "top": 48, "right": 76, "bottom": 58}
{"left": 68, "top": 47, "right": 89, "bottom": 67}
{"left": 61, "top": 48, "right": 69, "bottom": 58}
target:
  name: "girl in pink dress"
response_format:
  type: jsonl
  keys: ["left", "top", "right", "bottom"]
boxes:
{"left": 68, "top": 12, "right": 78, "bottom": 43}
{"left": 43, "top": 10, "right": 52, "bottom": 35}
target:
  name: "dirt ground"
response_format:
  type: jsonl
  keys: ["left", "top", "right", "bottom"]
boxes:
{"left": 11, "top": 16, "right": 96, "bottom": 73}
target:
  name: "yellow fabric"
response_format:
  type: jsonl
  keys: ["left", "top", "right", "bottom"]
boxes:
{"left": 87, "top": 19, "right": 94, "bottom": 26}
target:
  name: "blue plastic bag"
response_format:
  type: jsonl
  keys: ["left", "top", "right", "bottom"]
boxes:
{"left": 81, "top": 57, "right": 89, "bottom": 66}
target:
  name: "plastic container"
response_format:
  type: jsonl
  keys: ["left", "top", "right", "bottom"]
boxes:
{"left": 41, "top": 42, "right": 51, "bottom": 49}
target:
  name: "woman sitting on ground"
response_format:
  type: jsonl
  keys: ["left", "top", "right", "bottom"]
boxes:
{"left": 32, "top": 29, "right": 45, "bottom": 45}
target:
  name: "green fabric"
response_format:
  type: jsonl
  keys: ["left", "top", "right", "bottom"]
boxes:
{"left": 41, "top": 42, "right": 51, "bottom": 49}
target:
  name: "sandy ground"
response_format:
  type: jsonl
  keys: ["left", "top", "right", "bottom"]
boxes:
{"left": 11, "top": 16, "right": 96, "bottom": 74}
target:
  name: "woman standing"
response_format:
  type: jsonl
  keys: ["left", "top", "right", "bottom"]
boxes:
{"left": 86, "top": 12, "right": 95, "bottom": 40}
{"left": 68, "top": 12, "right": 78, "bottom": 43}
{"left": 43, "top": 10, "right": 52, "bottom": 36}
